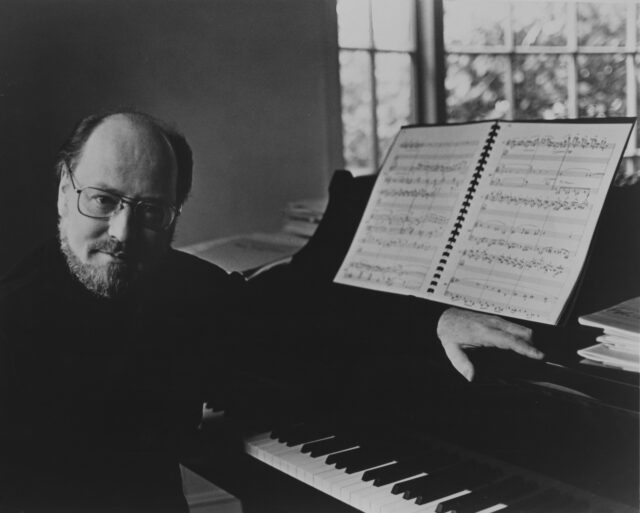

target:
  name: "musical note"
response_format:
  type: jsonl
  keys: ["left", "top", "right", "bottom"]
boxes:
{"left": 503, "top": 134, "right": 613, "bottom": 151}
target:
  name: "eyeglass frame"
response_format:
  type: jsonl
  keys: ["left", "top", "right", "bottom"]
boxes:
{"left": 63, "top": 164, "right": 180, "bottom": 232}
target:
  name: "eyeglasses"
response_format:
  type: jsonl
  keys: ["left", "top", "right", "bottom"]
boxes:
{"left": 66, "top": 169, "right": 179, "bottom": 232}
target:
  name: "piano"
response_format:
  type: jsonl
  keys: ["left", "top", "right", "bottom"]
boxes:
{"left": 187, "top": 171, "right": 639, "bottom": 513}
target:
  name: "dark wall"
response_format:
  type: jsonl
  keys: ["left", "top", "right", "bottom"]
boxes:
{"left": 0, "top": 0, "right": 341, "bottom": 271}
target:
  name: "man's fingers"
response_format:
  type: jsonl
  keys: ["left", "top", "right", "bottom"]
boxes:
{"left": 442, "top": 342, "right": 475, "bottom": 382}
{"left": 483, "top": 328, "right": 544, "bottom": 359}
{"left": 491, "top": 316, "right": 533, "bottom": 340}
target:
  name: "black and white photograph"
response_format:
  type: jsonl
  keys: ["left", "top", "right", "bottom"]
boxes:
{"left": 0, "top": 1, "right": 638, "bottom": 512}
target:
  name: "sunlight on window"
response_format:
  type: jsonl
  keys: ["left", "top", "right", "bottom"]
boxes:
{"left": 338, "top": 0, "right": 639, "bottom": 174}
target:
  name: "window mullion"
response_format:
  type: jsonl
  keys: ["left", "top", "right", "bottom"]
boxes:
{"left": 417, "top": 0, "right": 446, "bottom": 124}
{"left": 505, "top": 2, "right": 515, "bottom": 119}
{"left": 567, "top": 1, "right": 578, "bottom": 118}
{"left": 367, "top": 0, "right": 379, "bottom": 171}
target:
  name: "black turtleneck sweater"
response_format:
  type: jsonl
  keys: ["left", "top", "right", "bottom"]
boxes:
{"left": 0, "top": 239, "right": 245, "bottom": 512}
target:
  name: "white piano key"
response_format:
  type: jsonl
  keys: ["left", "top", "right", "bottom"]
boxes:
{"left": 352, "top": 473, "right": 428, "bottom": 512}
{"left": 475, "top": 503, "right": 508, "bottom": 513}
{"left": 248, "top": 433, "right": 509, "bottom": 513}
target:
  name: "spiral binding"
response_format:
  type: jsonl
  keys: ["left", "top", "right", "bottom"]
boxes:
{"left": 426, "top": 121, "right": 501, "bottom": 294}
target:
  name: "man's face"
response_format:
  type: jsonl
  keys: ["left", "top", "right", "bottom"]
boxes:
{"left": 57, "top": 116, "right": 178, "bottom": 298}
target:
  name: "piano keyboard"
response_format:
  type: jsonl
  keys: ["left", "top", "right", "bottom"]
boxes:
{"left": 245, "top": 421, "right": 634, "bottom": 513}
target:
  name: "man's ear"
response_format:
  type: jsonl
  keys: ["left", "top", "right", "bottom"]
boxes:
{"left": 57, "top": 172, "right": 70, "bottom": 217}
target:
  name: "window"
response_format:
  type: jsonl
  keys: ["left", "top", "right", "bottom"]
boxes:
{"left": 338, "top": 0, "right": 640, "bottom": 181}
{"left": 337, "top": 0, "right": 418, "bottom": 175}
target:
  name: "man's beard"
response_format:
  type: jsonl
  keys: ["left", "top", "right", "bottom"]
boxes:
{"left": 58, "top": 221, "right": 137, "bottom": 299}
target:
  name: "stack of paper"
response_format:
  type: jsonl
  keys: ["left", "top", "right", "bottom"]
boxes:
{"left": 179, "top": 232, "right": 307, "bottom": 276}
{"left": 282, "top": 197, "right": 328, "bottom": 239}
{"left": 577, "top": 297, "right": 640, "bottom": 372}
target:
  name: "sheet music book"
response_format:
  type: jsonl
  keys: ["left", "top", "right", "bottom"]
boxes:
{"left": 335, "top": 119, "right": 635, "bottom": 325}
{"left": 578, "top": 296, "right": 640, "bottom": 339}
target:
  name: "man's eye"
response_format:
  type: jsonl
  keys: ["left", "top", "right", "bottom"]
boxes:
{"left": 138, "top": 203, "right": 164, "bottom": 220}
{"left": 87, "top": 193, "right": 118, "bottom": 209}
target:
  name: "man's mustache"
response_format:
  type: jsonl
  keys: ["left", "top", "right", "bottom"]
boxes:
{"left": 91, "top": 239, "right": 134, "bottom": 261}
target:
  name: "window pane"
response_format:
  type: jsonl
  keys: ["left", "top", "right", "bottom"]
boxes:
{"left": 371, "top": 0, "right": 415, "bottom": 51}
{"left": 577, "top": 2, "right": 626, "bottom": 47}
{"left": 513, "top": 2, "right": 567, "bottom": 47}
{"left": 577, "top": 54, "right": 626, "bottom": 116}
{"left": 513, "top": 55, "right": 569, "bottom": 119}
{"left": 445, "top": 54, "right": 509, "bottom": 122}
{"left": 340, "top": 50, "right": 374, "bottom": 172}
{"left": 337, "top": 0, "right": 371, "bottom": 48}
{"left": 444, "top": 1, "right": 508, "bottom": 48}
{"left": 375, "top": 53, "right": 413, "bottom": 160}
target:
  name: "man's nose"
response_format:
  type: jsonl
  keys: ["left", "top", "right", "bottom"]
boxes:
{"left": 107, "top": 203, "right": 135, "bottom": 242}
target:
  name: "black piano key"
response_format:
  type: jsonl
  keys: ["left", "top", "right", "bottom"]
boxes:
{"left": 303, "top": 436, "right": 358, "bottom": 458}
{"left": 281, "top": 423, "right": 335, "bottom": 447}
{"left": 435, "top": 475, "right": 539, "bottom": 513}
{"left": 396, "top": 461, "right": 477, "bottom": 499}
{"left": 371, "top": 449, "right": 460, "bottom": 487}
{"left": 325, "top": 447, "right": 360, "bottom": 465}
{"left": 392, "top": 474, "right": 432, "bottom": 496}
{"left": 343, "top": 450, "right": 397, "bottom": 474}
{"left": 327, "top": 446, "right": 379, "bottom": 470}
{"left": 412, "top": 463, "right": 502, "bottom": 504}
{"left": 327, "top": 446, "right": 368, "bottom": 468}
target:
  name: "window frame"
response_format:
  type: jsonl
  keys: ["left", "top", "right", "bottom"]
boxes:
{"left": 338, "top": 0, "right": 640, "bottom": 174}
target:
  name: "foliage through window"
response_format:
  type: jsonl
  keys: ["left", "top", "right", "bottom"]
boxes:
{"left": 337, "top": 0, "right": 640, "bottom": 180}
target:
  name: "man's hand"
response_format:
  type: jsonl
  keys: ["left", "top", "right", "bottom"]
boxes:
{"left": 437, "top": 307, "right": 544, "bottom": 382}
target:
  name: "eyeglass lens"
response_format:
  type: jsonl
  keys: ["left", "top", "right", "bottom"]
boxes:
{"left": 78, "top": 188, "right": 172, "bottom": 230}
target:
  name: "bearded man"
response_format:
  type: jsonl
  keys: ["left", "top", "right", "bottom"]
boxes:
{"left": 0, "top": 112, "right": 245, "bottom": 512}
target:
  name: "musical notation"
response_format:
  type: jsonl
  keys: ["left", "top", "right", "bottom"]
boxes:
{"left": 448, "top": 277, "right": 558, "bottom": 304}
{"left": 337, "top": 123, "right": 484, "bottom": 293}
{"left": 336, "top": 120, "right": 632, "bottom": 324}
{"left": 461, "top": 249, "right": 567, "bottom": 277}
{"left": 339, "top": 261, "right": 426, "bottom": 291}
{"left": 504, "top": 134, "right": 613, "bottom": 151}
{"left": 483, "top": 191, "right": 590, "bottom": 211}
{"left": 467, "top": 235, "right": 572, "bottom": 259}
{"left": 437, "top": 122, "right": 627, "bottom": 323}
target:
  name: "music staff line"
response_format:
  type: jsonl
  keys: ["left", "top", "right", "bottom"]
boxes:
{"left": 457, "top": 263, "right": 564, "bottom": 289}
{"left": 376, "top": 200, "right": 460, "bottom": 212}
{"left": 473, "top": 220, "right": 581, "bottom": 240}
{"left": 355, "top": 248, "right": 438, "bottom": 264}
{"left": 399, "top": 139, "right": 480, "bottom": 150}
{"left": 391, "top": 152, "right": 479, "bottom": 161}
{"left": 368, "top": 211, "right": 449, "bottom": 227}
{"left": 382, "top": 175, "right": 465, "bottom": 188}
{"left": 359, "top": 235, "right": 442, "bottom": 250}
{"left": 494, "top": 164, "right": 605, "bottom": 179}
{"left": 462, "top": 249, "right": 566, "bottom": 276}
{"left": 483, "top": 192, "right": 591, "bottom": 212}
{"left": 467, "top": 235, "right": 574, "bottom": 259}
{"left": 502, "top": 153, "right": 611, "bottom": 165}
{"left": 447, "top": 276, "right": 559, "bottom": 304}
{"left": 479, "top": 208, "right": 590, "bottom": 225}
{"left": 489, "top": 177, "right": 599, "bottom": 193}
{"left": 378, "top": 188, "right": 459, "bottom": 200}
{"left": 503, "top": 134, "right": 613, "bottom": 151}
{"left": 442, "top": 291, "right": 548, "bottom": 318}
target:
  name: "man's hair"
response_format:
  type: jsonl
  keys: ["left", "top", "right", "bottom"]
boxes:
{"left": 54, "top": 111, "right": 193, "bottom": 207}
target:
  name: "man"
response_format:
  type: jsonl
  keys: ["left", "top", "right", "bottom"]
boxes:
{"left": 0, "top": 111, "right": 542, "bottom": 512}
{"left": 0, "top": 112, "right": 247, "bottom": 512}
